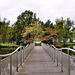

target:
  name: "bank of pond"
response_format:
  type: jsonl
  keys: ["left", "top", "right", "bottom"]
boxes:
{"left": 0, "top": 47, "right": 17, "bottom": 54}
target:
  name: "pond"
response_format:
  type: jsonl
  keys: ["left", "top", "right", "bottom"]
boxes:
{"left": 0, "top": 47, "right": 17, "bottom": 54}
{"left": 62, "top": 49, "right": 75, "bottom": 57}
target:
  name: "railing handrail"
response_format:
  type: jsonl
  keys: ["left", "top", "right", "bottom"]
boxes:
{"left": 42, "top": 43, "right": 75, "bottom": 75}
{"left": 0, "top": 43, "right": 34, "bottom": 75}
{"left": 50, "top": 44, "right": 75, "bottom": 75}
{"left": 0, "top": 46, "right": 24, "bottom": 57}
{"left": 50, "top": 44, "right": 75, "bottom": 53}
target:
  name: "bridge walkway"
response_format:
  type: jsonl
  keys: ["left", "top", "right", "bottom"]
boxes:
{"left": 15, "top": 46, "right": 66, "bottom": 75}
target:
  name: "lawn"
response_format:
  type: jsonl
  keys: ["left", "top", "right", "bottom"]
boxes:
{"left": 0, "top": 43, "right": 19, "bottom": 47}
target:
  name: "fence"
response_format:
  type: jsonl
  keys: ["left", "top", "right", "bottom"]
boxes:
{"left": 0, "top": 43, "right": 34, "bottom": 75}
{"left": 42, "top": 43, "right": 75, "bottom": 75}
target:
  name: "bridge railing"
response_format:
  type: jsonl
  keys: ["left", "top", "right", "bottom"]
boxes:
{"left": 0, "top": 43, "right": 34, "bottom": 75}
{"left": 42, "top": 43, "right": 75, "bottom": 75}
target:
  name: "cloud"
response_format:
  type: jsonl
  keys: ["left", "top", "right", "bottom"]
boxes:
{"left": 0, "top": 0, "right": 75, "bottom": 25}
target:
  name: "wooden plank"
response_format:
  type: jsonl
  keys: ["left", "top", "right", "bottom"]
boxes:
{"left": 15, "top": 46, "right": 66, "bottom": 75}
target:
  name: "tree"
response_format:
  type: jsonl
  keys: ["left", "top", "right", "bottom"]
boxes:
{"left": 66, "top": 18, "right": 74, "bottom": 31}
{"left": 72, "top": 27, "right": 75, "bottom": 42}
{"left": 13, "top": 10, "right": 37, "bottom": 44}
{"left": 41, "top": 27, "right": 57, "bottom": 44}
{"left": 0, "top": 17, "right": 10, "bottom": 43}
{"left": 6, "top": 27, "right": 14, "bottom": 43}
{"left": 54, "top": 17, "right": 65, "bottom": 43}
{"left": 44, "top": 19, "right": 54, "bottom": 29}
{"left": 54, "top": 17, "right": 74, "bottom": 46}
{"left": 21, "top": 21, "right": 43, "bottom": 44}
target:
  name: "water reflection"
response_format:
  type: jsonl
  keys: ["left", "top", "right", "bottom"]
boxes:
{"left": 0, "top": 48, "right": 16, "bottom": 54}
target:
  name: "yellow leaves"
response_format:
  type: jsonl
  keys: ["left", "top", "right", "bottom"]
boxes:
{"left": 22, "top": 26, "right": 34, "bottom": 37}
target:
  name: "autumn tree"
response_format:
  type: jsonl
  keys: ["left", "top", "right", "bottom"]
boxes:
{"left": 13, "top": 10, "right": 37, "bottom": 44}
{"left": 21, "top": 20, "right": 43, "bottom": 44}
{"left": 41, "top": 27, "right": 57, "bottom": 44}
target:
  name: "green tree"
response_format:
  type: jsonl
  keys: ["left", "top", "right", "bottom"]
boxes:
{"left": 13, "top": 10, "right": 37, "bottom": 44}
{"left": 54, "top": 17, "right": 65, "bottom": 43}
{"left": 54, "top": 17, "right": 74, "bottom": 46}
{"left": 0, "top": 18, "right": 10, "bottom": 43}
{"left": 6, "top": 27, "right": 14, "bottom": 43}
{"left": 44, "top": 19, "right": 54, "bottom": 29}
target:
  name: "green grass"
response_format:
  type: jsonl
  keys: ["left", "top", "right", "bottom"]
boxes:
{"left": 61, "top": 42, "right": 75, "bottom": 47}
{"left": 0, "top": 43, "right": 19, "bottom": 47}
{"left": 67, "top": 42, "right": 75, "bottom": 46}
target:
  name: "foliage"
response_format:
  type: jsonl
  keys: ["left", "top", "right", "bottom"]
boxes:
{"left": 0, "top": 18, "right": 10, "bottom": 43}
{"left": 21, "top": 21, "right": 43, "bottom": 44}
{"left": 54, "top": 17, "right": 74, "bottom": 46}
{"left": 13, "top": 10, "right": 37, "bottom": 44}
{"left": 6, "top": 27, "right": 14, "bottom": 42}
{"left": 21, "top": 20, "right": 57, "bottom": 44}
{"left": 41, "top": 27, "right": 58, "bottom": 42}
{"left": 0, "top": 43, "right": 19, "bottom": 46}
{"left": 44, "top": 19, "right": 54, "bottom": 29}
{"left": 0, "top": 10, "right": 75, "bottom": 46}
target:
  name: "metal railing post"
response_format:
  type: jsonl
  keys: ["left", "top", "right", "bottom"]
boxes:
{"left": 23, "top": 47, "right": 25, "bottom": 62}
{"left": 16, "top": 51, "right": 18, "bottom": 72}
{"left": 54, "top": 48, "right": 55, "bottom": 62}
{"left": 68, "top": 49, "right": 70, "bottom": 75}
{"left": 20, "top": 47, "right": 22, "bottom": 66}
{"left": 50, "top": 47, "right": 51, "bottom": 57}
{"left": 51, "top": 48, "right": 53, "bottom": 60}
{"left": 61, "top": 49, "right": 63, "bottom": 72}
{"left": 57, "top": 49, "right": 58, "bottom": 66}
{"left": 0, "top": 57, "right": 1, "bottom": 75}
{"left": 53, "top": 48, "right": 54, "bottom": 62}
{"left": 21, "top": 47, "right": 23, "bottom": 65}
{"left": 10, "top": 55, "right": 12, "bottom": 75}
{"left": 53, "top": 48, "right": 54, "bottom": 61}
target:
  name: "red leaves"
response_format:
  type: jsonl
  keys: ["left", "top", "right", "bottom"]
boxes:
{"left": 41, "top": 27, "right": 57, "bottom": 41}
{"left": 41, "top": 35, "right": 53, "bottom": 41}
{"left": 34, "top": 38, "right": 42, "bottom": 41}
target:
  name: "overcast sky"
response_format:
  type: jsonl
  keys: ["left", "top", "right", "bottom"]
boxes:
{"left": 0, "top": 0, "right": 75, "bottom": 25}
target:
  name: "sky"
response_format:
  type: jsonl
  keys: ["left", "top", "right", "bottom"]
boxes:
{"left": 0, "top": 0, "right": 75, "bottom": 25}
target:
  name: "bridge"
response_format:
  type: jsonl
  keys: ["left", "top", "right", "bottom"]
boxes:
{"left": 0, "top": 43, "right": 75, "bottom": 75}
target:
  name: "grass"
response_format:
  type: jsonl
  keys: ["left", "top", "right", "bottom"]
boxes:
{"left": 61, "top": 42, "right": 75, "bottom": 47}
{"left": 0, "top": 48, "right": 16, "bottom": 50}
{"left": 0, "top": 43, "right": 19, "bottom": 47}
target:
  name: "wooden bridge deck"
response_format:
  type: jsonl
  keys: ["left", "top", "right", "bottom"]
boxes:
{"left": 15, "top": 46, "right": 66, "bottom": 75}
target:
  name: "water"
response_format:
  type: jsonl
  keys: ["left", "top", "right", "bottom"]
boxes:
{"left": 0, "top": 48, "right": 17, "bottom": 54}
{"left": 62, "top": 50, "right": 75, "bottom": 57}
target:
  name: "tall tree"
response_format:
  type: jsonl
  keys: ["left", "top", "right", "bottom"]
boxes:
{"left": 54, "top": 17, "right": 74, "bottom": 46}
{"left": 0, "top": 17, "right": 10, "bottom": 43}
{"left": 13, "top": 10, "right": 37, "bottom": 44}
{"left": 6, "top": 27, "right": 14, "bottom": 43}
{"left": 44, "top": 19, "right": 54, "bottom": 29}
